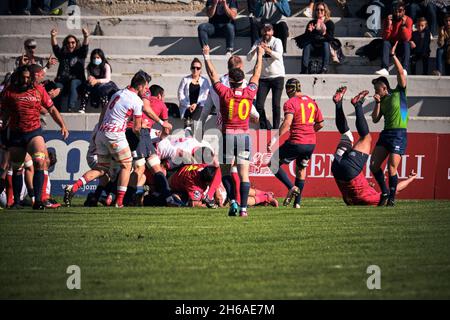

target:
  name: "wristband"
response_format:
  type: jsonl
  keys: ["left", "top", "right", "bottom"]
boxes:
{"left": 158, "top": 119, "right": 164, "bottom": 126}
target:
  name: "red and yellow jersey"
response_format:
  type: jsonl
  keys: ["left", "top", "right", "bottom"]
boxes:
{"left": 335, "top": 172, "right": 381, "bottom": 206}
{"left": 169, "top": 164, "right": 209, "bottom": 201}
{"left": 214, "top": 82, "right": 258, "bottom": 132}
{"left": 283, "top": 95, "right": 323, "bottom": 145}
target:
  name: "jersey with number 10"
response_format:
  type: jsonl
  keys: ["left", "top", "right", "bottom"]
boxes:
{"left": 284, "top": 95, "right": 323, "bottom": 145}
{"left": 213, "top": 81, "right": 258, "bottom": 131}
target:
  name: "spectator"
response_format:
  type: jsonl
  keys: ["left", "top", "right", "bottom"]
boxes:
{"left": 39, "top": 0, "right": 78, "bottom": 15}
{"left": 410, "top": 17, "right": 431, "bottom": 74}
{"left": 78, "top": 49, "right": 118, "bottom": 113}
{"left": 434, "top": 13, "right": 450, "bottom": 75}
{"left": 406, "top": 0, "right": 439, "bottom": 36}
{"left": 51, "top": 28, "right": 89, "bottom": 112}
{"left": 299, "top": 2, "right": 336, "bottom": 74}
{"left": 247, "top": 23, "right": 285, "bottom": 130}
{"left": 376, "top": 1, "right": 413, "bottom": 76}
{"left": 198, "top": 0, "right": 238, "bottom": 56}
{"left": 301, "top": 0, "right": 351, "bottom": 18}
{"left": 250, "top": 0, "right": 291, "bottom": 53}
{"left": 177, "top": 58, "right": 211, "bottom": 128}
{"left": 15, "top": 38, "right": 56, "bottom": 71}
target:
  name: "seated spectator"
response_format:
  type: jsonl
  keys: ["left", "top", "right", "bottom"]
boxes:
{"left": 298, "top": 2, "right": 336, "bottom": 74}
{"left": 410, "top": 17, "right": 431, "bottom": 75}
{"left": 301, "top": 0, "right": 351, "bottom": 18}
{"left": 51, "top": 27, "right": 89, "bottom": 112}
{"left": 198, "top": 0, "right": 238, "bottom": 56}
{"left": 376, "top": 1, "right": 413, "bottom": 76}
{"left": 250, "top": 0, "right": 291, "bottom": 53}
{"left": 15, "top": 38, "right": 57, "bottom": 71}
{"left": 247, "top": 23, "right": 285, "bottom": 130}
{"left": 177, "top": 58, "right": 211, "bottom": 129}
{"left": 78, "top": 49, "right": 118, "bottom": 113}
{"left": 434, "top": 13, "right": 450, "bottom": 75}
{"left": 406, "top": 0, "right": 440, "bottom": 37}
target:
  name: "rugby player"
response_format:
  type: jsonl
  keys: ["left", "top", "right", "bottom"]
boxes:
{"left": 268, "top": 78, "right": 324, "bottom": 208}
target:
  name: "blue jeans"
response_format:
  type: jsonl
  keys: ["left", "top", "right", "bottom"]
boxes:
{"left": 301, "top": 42, "right": 331, "bottom": 73}
{"left": 42, "top": 0, "right": 77, "bottom": 11}
{"left": 436, "top": 46, "right": 448, "bottom": 75}
{"left": 55, "top": 79, "right": 82, "bottom": 111}
{"left": 382, "top": 40, "right": 410, "bottom": 71}
{"left": 198, "top": 22, "right": 235, "bottom": 51}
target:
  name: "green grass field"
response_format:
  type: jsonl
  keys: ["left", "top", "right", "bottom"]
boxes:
{"left": 1, "top": 198, "right": 450, "bottom": 299}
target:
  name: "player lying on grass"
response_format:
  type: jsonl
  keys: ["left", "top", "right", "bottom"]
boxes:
{"left": 331, "top": 86, "right": 416, "bottom": 206}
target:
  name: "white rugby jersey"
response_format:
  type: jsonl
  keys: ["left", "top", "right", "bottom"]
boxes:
{"left": 99, "top": 87, "right": 143, "bottom": 133}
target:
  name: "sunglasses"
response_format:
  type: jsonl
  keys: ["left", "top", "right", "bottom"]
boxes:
{"left": 67, "top": 41, "right": 76, "bottom": 44}
{"left": 316, "top": 8, "right": 325, "bottom": 12}
{"left": 191, "top": 66, "right": 201, "bottom": 70}
{"left": 27, "top": 46, "right": 36, "bottom": 49}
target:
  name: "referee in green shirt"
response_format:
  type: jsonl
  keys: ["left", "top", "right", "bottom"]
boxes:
{"left": 370, "top": 41, "right": 409, "bottom": 207}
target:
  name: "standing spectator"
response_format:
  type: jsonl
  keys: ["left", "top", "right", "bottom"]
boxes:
{"left": 250, "top": 0, "right": 291, "bottom": 53}
{"left": 198, "top": 0, "right": 238, "bottom": 56}
{"left": 410, "top": 17, "right": 431, "bottom": 74}
{"left": 376, "top": 1, "right": 413, "bottom": 76}
{"left": 406, "top": 0, "right": 439, "bottom": 37}
{"left": 434, "top": 14, "right": 450, "bottom": 75}
{"left": 15, "top": 39, "right": 57, "bottom": 71}
{"left": 78, "top": 49, "right": 118, "bottom": 113}
{"left": 51, "top": 28, "right": 89, "bottom": 112}
{"left": 299, "top": 2, "right": 335, "bottom": 74}
{"left": 247, "top": 23, "right": 285, "bottom": 130}
{"left": 177, "top": 58, "right": 211, "bottom": 129}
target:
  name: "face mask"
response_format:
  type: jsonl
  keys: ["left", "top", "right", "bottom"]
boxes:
{"left": 93, "top": 58, "right": 102, "bottom": 66}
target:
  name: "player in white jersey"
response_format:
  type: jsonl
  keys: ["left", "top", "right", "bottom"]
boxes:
{"left": 64, "top": 71, "right": 148, "bottom": 208}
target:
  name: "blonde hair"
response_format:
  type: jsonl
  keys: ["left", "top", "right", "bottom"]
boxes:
{"left": 313, "top": 2, "right": 331, "bottom": 21}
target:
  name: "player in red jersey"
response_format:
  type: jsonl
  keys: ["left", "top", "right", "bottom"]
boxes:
{"left": 202, "top": 44, "right": 263, "bottom": 217}
{"left": 0, "top": 65, "right": 68, "bottom": 209}
{"left": 331, "top": 86, "right": 416, "bottom": 205}
{"left": 268, "top": 78, "right": 324, "bottom": 208}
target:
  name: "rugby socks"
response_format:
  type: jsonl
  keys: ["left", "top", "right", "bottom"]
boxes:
{"left": 388, "top": 174, "right": 398, "bottom": 202}
{"left": 293, "top": 179, "right": 305, "bottom": 206}
{"left": 41, "top": 170, "right": 49, "bottom": 201}
{"left": 72, "top": 176, "right": 89, "bottom": 193}
{"left": 0, "top": 168, "right": 5, "bottom": 194}
{"left": 206, "top": 168, "right": 222, "bottom": 200}
{"left": 275, "top": 167, "right": 294, "bottom": 190}
{"left": 335, "top": 101, "right": 350, "bottom": 134}
{"left": 116, "top": 186, "right": 127, "bottom": 207}
{"left": 353, "top": 101, "right": 369, "bottom": 137}
{"left": 154, "top": 172, "right": 171, "bottom": 199}
{"left": 222, "top": 175, "right": 236, "bottom": 203}
{"left": 240, "top": 182, "right": 251, "bottom": 212}
{"left": 12, "top": 171, "right": 23, "bottom": 205}
{"left": 31, "top": 169, "right": 45, "bottom": 203}
{"left": 373, "top": 169, "right": 389, "bottom": 195}
{"left": 230, "top": 169, "right": 241, "bottom": 204}
{"left": 6, "top": 171, "right": 13, "bottom": 206}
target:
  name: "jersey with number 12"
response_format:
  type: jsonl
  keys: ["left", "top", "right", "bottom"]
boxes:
{"left": 213, "top": 82, "right": 258, "bottom": 131}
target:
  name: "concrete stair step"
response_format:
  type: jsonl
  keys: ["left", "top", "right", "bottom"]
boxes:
{"left": 0, "top": 34, "right": 440, "bottom": 58}
{"left": 0, "top": 53, "right": 438, "bottom": 75}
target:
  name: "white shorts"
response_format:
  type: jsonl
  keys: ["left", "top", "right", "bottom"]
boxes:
{"left": 95, "top": 131, "right": 132, "bottom": 164}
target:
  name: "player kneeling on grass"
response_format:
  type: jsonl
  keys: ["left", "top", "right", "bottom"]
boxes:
{"left": 331, "top": 86, "right": 416, "bottom": 206}
{"left": 202, "top": 44, "right": 263, "bottom": 217}
{"left": 64, "top": 71, "right": 147, "bottom": 208}
{"left": 268, "top": 78, "right": 324, "bottom": 209}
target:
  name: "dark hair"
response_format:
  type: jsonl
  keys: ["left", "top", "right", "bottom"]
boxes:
{"left": 199, "top": 166, "right": 217, "bottom": 183}
{"left": 227, "top": 56, "right": 243, "bottom": 71}
{"left": 228, "top": 68, "right": 245, "bottom": 84}
{"left": 87, "top": 48, "right": 111, "bottom": 74}
{"left": 29, "top": 63, "right": 44, "bottom": 75}
{"left": 285, "top": 78, "right": 301, "bottom": 93}
{"left": 417, "top": 17, "right": 427, "bottom": 24}
{"left": 62, "top": 35, "right": 80, "bottom": 52}
{"left": 1, "top": 72, "right": 12, "bottom": 87}
{"left": 150, "top": 84, "right": 164, "bottom": 97}
{"left": 372, "top": 76, "right": 391, "bottom": 91}
{"left": 130, "top": 71, "right": 148, "bottom": 90}
{"left": 395, "top": 1, "right": 406, "bottom": 10}
{"left": 136, "top": 69, "right": 152, "bottom": 83}
{"left": 190, "top": 58, "right": 202, "bottom": 69}
{"left": 10, "top": 65, "right": 34, "bottom": 91}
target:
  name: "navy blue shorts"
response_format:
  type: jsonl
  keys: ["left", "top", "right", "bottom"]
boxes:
{"left": 126, "top": 128, "right": 156, "bottom": 159}
{"left": 7, "top": 128, "right": 43, "bottom": 148}
{"left": 222, "top": 133, "right": 251, "bottom": 164}
{"left": 275, "top": 141, "right": 315, "bottom": 168}
{"left": 331, "top": 149, "right": 369, "bottom": 182}
{"left": 376, "top": 129, "right": 407, "bottom": 155}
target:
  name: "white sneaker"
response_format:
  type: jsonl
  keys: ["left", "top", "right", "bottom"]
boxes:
{"left": 302, "top": 7, "right": 313, "bottom": 18}
{"left": 375, "top": 68, "right": 389, "bottom": 76}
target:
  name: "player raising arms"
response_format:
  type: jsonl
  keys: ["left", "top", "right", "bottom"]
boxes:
{"left": 1, "top": 65, "right": 69, "bottom": 209}
{"left": 202, "top": 44, "right": 263, "bottom": 217}
{"left": 331, "top": 86, "right": 416, "bottom": 206}
{"left": 64, "top": 71, "right": 147, "bottom": 208}
{"left": 268, "top": 78, "right": 324, "bottom": 208}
